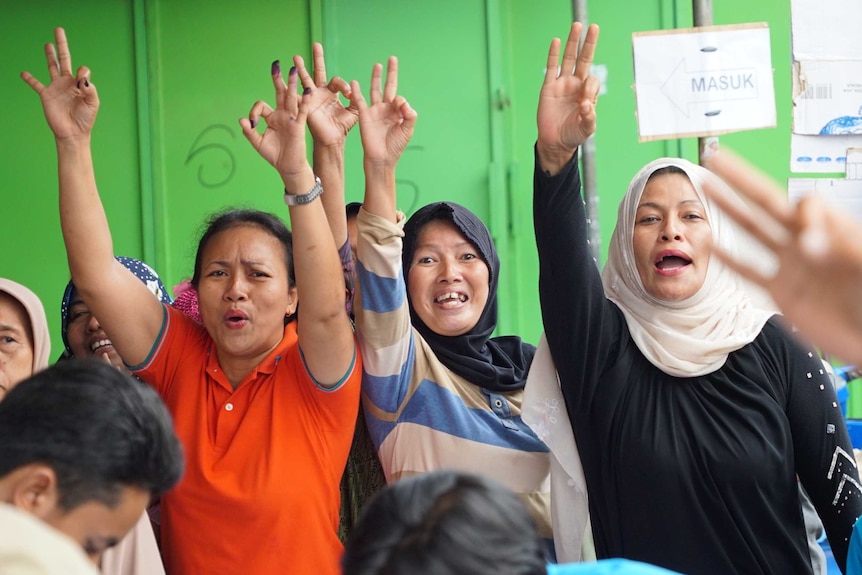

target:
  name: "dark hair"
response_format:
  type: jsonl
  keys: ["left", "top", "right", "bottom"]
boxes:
{"left": 0, "top": 360, "right": 184, "bottom": 510}
{"left": 346, "top": 202, "right": 363, "bottom": 220}
{"left": 342, "top": 471, "right": 546, "bottom": 575}
{"left": 191, "top": 209, "right": 295, "bottom": 290}
{"left": 647, "top": 165, "right": 687, "bottom": 183}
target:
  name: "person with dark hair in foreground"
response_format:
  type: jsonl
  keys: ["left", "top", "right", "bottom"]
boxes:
{"left": 59, "top": 257, "right": 175, "bottom": 575}
{"left": 342, "top": 470, "right": 681, "bottom": 575}
{"left": 343, "top": 470, "right": 546, "bottom": 575}
{"left": 0, "top": 360, "right": 183, "bottom": 570}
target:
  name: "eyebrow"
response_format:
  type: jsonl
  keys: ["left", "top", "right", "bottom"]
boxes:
{"left": 206, "top": 259, "right": 274, "bottom": 268}
{"left": 415, "top": 240, "right": 472, "bottom": 250}
{"left": 0, "top": 323, "right": 25, "bottom": 334}
{"left": 637, "top": 199, "right": 704, "bottom": 209}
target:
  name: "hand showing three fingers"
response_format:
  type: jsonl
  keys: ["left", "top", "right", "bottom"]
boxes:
{"left": 21, "top": 27, "right": 100, "bottom": 142}
{"left": 239, "top": 61, "right": 311, "bottom": 185}
{"left": 537, "top": 22, "right": 600, "bottom": 175}
{"left": 704, "top": 151, "right": 862, "bottom": 366}
{"left": 353, "top": 57, "right": 417, "bottom": 169}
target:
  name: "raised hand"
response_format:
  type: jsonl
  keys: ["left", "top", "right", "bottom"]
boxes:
{"left": 353, "top": 57, "right": 417, "bottom": 169}
{"left": 704, "top": 150, "right": 862, "bottom": 366}
{"left": 239, "top": 61, "right": 311, "bottom": 187}
{"left": 295, "top": 43, "right": 358, "bottom": 149}
{"left": 21, "top": 27, "right": 100, "bottom": 141}
{"left": 536, "top": 22, "right": 600, "bottom": 175}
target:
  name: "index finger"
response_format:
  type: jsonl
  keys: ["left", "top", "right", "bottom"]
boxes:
{"left": 55, "top": 27, "right": 73, "bottom": 76}
{"left": 573, "top": 23, "right": 599, "bottom": 80}
{"left": 544, "top": 37, "right": 561, "bottom": 83}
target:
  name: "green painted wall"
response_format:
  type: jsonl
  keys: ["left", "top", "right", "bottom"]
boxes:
{"left": 3, "top": 0, "right": 797, "bottom": 357}
{"left": 3, "top": 2, "right": 143, "bottom": 360}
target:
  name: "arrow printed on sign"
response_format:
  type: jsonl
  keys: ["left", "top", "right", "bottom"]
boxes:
{"left": 660, "top": 59, "right": 759, "bottom": 118}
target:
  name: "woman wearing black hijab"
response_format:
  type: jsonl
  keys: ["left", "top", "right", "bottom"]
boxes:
{"left": 348, "top": 58, "right": 554, "bottom": 547}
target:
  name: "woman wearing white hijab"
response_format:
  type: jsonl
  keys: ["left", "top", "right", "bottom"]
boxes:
{"left": 527, "top": 22, "right": 861, "bottom": 575}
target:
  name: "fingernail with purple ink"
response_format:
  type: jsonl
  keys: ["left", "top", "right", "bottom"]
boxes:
{"left": 303, "top": 87, "right": 311, "bottom": 95}
{"left": 271, "top": 60, "right": 280, "bottom": 76}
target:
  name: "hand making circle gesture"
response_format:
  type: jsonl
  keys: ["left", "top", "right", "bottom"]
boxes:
{"left": 295, "top": 43, "right": 359, "bottom": 149}
{"left": 353, "top": 57, "right": 417, "bottom": 169}
{"left": 21, "top": 27, "right": 100, "bottom": 142}
{"left": 239, "top": 60, "right": 312, "bottom": 186}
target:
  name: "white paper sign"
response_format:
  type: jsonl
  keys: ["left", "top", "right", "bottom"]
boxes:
{"left": 788, "top": 177, "right": 862, "bottom": 221}
{"left": 791, "top": 0, "right": 862, "bottom": 60}
{"left": 633, "top": 24, "right": 776, "bottom": 142}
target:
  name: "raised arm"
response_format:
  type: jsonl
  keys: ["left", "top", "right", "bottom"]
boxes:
{"left": 21, "top": 28, "right": 163, "bottom": 366}
{"left": 703, "top": 151, "right": 862, "bottom": 366}
{"left": 536, "top": 22, "right": 600, "bottom": 175}
{"left": 297, "top": 43, "right": 358, "bottom": 249}
{"left": 353, "top": 57, "right": 417, "bottom": 222}
{"left": 239, "top": 59, "right": 354, "bottom": 386}
{"left": 534, "top": 23, "right": 617, "bottom": 393}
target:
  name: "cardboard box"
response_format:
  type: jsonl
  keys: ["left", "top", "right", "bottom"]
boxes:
{"left": 792, "top": 60, "right": 862, "bottom": 136}
{"left": 790, "top": 0, "right": 862, "bottom": 172}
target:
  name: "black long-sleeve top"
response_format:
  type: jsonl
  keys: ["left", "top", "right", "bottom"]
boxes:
{"left": 533, "top": 149, "right": 862, "bottom": 574}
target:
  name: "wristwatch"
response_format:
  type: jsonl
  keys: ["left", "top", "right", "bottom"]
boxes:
{"left": 284, "top": 177, "right": 324, "bottom": 206}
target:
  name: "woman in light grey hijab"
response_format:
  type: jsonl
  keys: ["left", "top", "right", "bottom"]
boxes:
{"left": 0, "top": 278, "right": 50, "bottom": 399}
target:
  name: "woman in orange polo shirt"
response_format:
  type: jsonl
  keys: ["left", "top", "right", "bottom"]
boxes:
{"left": 23, "top": 28, "right": 361, "bottom": 575}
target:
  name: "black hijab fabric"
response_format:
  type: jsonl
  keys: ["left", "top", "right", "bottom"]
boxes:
{"left": 402, "top": 202, "right": 535, "bottom": 392}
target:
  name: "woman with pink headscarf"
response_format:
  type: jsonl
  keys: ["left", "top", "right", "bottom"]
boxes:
{"left": 0, "top": 278, "right": 50, "bottom": 398}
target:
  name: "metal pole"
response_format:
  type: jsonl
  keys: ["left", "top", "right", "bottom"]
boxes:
{"left": 693, "top": 0, "right": 718, "bottom": 164}
{"left": 572, "top": 0, "right": 601, "bottom": 264}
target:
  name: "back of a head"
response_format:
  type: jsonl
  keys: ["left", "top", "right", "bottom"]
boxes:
{"left": 342, "top": 470, "right": 546, "bottom": 575}
{"left": 0, "top": 360, "right": 184, "bottom": 510}
{"left": 346, "top": 202, "right": 363, "bottom": 220}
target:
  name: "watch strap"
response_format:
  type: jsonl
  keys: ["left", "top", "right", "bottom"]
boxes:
{"left": 284, "top": 176, "right": 324, "bottom": 206}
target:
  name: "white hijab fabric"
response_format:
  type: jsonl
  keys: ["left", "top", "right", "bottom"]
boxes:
{"left": 522, "top": 334, "right": 595, "bottom": 563}
{"left": 601, "top": 158, "right": 774, "bottom": 377}
{"left": 0, "top": 278, "right": 50, "bottom": 375}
